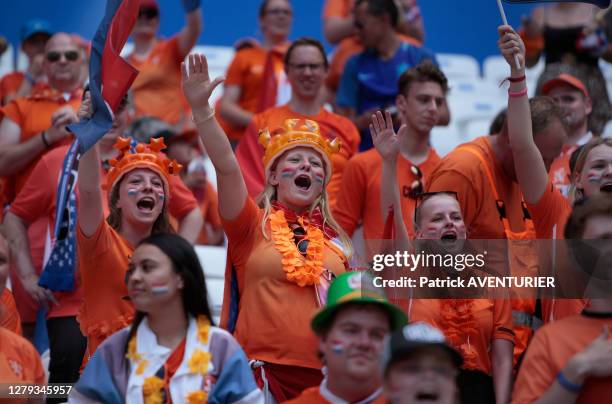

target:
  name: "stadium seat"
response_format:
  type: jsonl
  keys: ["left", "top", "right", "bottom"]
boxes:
{"left": 0, "top": 43, "right": 13, "bottom": 78}
{"left": 430, "top": 122, "right": 460, "bottom": 157}
{"left": 195, "top": 245, "right": 227, "bottom": 325}
{"left": 437, "top": 53, "right": 480, "bottom": 81}
{"left": 192, "top": 45, "right": 234, "bottom": 105}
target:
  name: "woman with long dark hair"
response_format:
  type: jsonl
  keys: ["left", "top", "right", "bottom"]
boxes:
{"left": 70, "top": 233, "right": 262, "bottom": 403}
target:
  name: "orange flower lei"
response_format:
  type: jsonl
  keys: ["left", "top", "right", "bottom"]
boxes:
{"left": 127, "top": 316, "right": 213, "bottom": 404}
{"left": 439, "top": 299, "right": 479, "bottom": 369}
{"left": 269, "top": 209, "right": 326, "bottom": 287}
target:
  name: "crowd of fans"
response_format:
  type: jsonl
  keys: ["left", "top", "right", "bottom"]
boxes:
{"left": 0, "top": 0, "right": 612, "bottom": 403}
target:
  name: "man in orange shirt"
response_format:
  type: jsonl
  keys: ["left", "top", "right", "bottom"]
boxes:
{"left": 235, "top": 37, "right": 360, "bottom": 206}
{"left": 127, "top": 0, "right": 202, "bottom": 125}
{"left": 0, "top": 32, "right": 84, "bottom": 334}
{"left": 543, "top": 73, "right": 593, "bottom": 198}
{"left": 0, "top": 19, "right": 52, "bottom": 106}
{"left": 513, "top": 195, "right": 612, "bottom": 404}
{"left": 0, "top": 227, "right": 45, "bottom": 388}
{"left": 218, "top": 0, "right": 293, "bottom": 141}
{"left": 288, "top": 272, "right": 407, "bottom": 404}
{"left": 426, "top": 96, "right": 567, "bottom": 364}
{"left": 333, "top": 62, "right": 446, "bottom": 259}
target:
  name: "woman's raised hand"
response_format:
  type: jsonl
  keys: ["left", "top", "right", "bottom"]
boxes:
{"left": 181, "top": 53, "right": 225, "bottom": 112}
{"left": 498, "top": 25, "right": 526, "bottom": 72}
{"left": 370, "top": 110, "right": 403, "bottom": 161}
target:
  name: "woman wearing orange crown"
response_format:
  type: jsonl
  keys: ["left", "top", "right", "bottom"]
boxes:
{"left": 76, "top": 94, "right": 182, "bottom": 361}
{"left": 182, "top": 53, "right": 352, "bottom": 402}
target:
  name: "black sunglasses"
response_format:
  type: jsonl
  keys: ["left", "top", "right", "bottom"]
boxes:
{"left": 138, "top": 7, "right": 159, "bottom": 20}
{"left": 46, "top": 50, "right": 80, "bottom": 63}
{"left": 292, "top": 226, "right": 309, "bottom": 255}
{"left": 403, "top": 165, "right": 424, "bottom": 199}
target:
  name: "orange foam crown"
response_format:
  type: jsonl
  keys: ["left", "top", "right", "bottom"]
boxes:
{"left": 105, "top": 137, "right": 182, "bottom": 192}
{"left": 258, "top": 119, "right": 341, "bottom": 183}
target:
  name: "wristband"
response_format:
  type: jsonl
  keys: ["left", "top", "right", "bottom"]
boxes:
{"left": 508, "top": 87, "right": 528, "bottom": 98}
{"left": 556, "top": 371, "right": 582, "bottom": 393}
{"left": 508, "top": 75, "right": 526, "bottom": 83}
{"left": 41, "top": 131, "right": 50, "bottom": 149}
{"left": 192, "top": 108, "right": 215, "bottom": 126}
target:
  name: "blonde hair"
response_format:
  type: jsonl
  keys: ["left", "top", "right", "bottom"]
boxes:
{"left": 569, "top": 137, "right": 612, "bottom": 204}
{"left": 256, "top": 184, "right": 353, "bottom": 259}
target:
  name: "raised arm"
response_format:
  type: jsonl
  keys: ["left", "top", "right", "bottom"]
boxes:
{"left": 182, "top": 53, "right": 247, "bottom": 220}
{"left": 370, "top": 111, "right": 410, "bottom": 251}
{"left": 499, "top": 25, "right": 548, "bottom": 204}
{"left": 76, "top": 93, "right": 104, "bottom": 237}
{"left": 177, "top": 3, "right": 203, "bottom": 57}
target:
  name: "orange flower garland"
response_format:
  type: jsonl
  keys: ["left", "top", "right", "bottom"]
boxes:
{"left": 269, "top": 209, "right": 325, "bottom": 287}
{"left": 439, "top": 299, "right": 479, "bottom": 369}
{"left": 143, "top": 376, "right": 164, "bottom": 404}
{"left": 186, "top": 390, "right": 208, "bottom": 403}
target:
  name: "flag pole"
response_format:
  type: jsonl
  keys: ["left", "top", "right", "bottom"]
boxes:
{"left": 496, "top": 0, "right": 522, "bottom": 70}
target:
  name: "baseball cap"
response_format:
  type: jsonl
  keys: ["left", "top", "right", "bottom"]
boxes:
{"left": 542, "top": 73, "right": 589, "bottom": 98}
{"left": 311, "top": 271, "right": 407, "bottom": 334}
{"left": 381, "top": 322, "right": 463, "bottom": 374}
{"left": 21, "top": 19, "right": 53, "bottom": 42}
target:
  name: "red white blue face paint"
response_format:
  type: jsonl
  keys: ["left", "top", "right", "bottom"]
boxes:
{"left": 157, "top": 192, "right": 165, "bottom": 201}
{"left": 330, "top": 339, "right": 345, "bottom": 354}
{"left": 127, "top": 188, "right": 139, "bottom": 197}
{"left": 314, "top": 173, "right": 324, "bottom": 185}
{"left": 280, "top": 167, "right": 295, "bottom": 179}
{"left": 151, "top": 285, "right": 170, "bottom": 295}
{"left": 587, "top": 172, "right": 602, "bottom": 183}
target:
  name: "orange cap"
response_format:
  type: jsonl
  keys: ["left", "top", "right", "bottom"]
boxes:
{"left": 542, "top": 73, "right": 589, "bottom": 98}
{"left": 105, "top": 137, "right": 182, "bottom": 197}
{"left": 258, "top": 119, "right": 341, "bottom": 185}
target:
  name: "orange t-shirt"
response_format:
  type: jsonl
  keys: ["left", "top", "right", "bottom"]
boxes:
{"left": 0, "top": 72, "right": 25, "bottom": 106}
{"left": 323, "top": 0, "right": 353, "bottom": 18}
{"left": 220, "top": 197, "right": 347, "bottom": 369}
{"left": 235, "top": 104, "right": 360, "bottom": 207}
{"left": 548, "top": 134, "right": 592, "bottom": 198}
{"left": 287, "top": 385, "right": 386, "bottom": 404}
{"left": 76, "top": 220, "right": 134, "bottom": 359}
{"left": 128, "top": 36, "right": 190, "bottom": 125}
{"left": 409, "top": 299, "right": 514, "bottom": 375}
{"left": 512, "top": 313, "right": 612, "bottom": 404}
{"left": 333, "top": 148, "right": 441, "bottom": 257}
{"left": 0, "top": 289, "right": 22, "bottom": 335}
{"left": 0, "top": 327, "right": 45, "bottom": 383}
{"left": 0, "top": 88, "right": 81, "bottom": 203}
{"left": 220, "top": 45, "right": 288, "bottom": 140}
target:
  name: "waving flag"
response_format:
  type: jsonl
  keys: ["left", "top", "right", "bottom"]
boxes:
{"left": 40, "top": 0, "right": 139, "bottom": 292}
{"left": 502, "top": 0, "right": 610, "bottom": 8}
{"left": 69, "top": 0, "right": 140, "bottom": 153}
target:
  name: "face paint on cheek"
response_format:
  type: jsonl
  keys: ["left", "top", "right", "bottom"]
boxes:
{"left": 127, "top": 188, "right": 139, "bottom": 197}
{"left": 314, "top": 173, "right": 324, "bottom": 184}
{"left": 280, "top": 168, "right": 296, "bottom": 179}
{"left": 157, "top": 192, "right": 165, "bottom": 201}
{"left": 151, "top": 285, "right": 170, "bottom": 295}
{"left": 587, "top": 172, "right": 602, "bottom": 184}
{"left": 330, "top": 339, "right": 345, "bottom": 355}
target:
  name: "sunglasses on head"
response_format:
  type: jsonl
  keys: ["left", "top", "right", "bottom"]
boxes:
{"left": 138, "top": 7, "right": 159, "bottom": 20}
{"left": 46, "top": 50, "right": 80, "bottom": 63}
{"left": 403, "top": 165, "right": 424, "bottom": 199}
{"left": 413, "top": 191, "right": 460, "bottom": 223}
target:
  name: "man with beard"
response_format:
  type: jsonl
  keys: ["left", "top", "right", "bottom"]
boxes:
{"left": 287, "top": 271, "right": 407, "bottom": 403}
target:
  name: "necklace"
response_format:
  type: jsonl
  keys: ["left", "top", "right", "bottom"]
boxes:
{"left": 269, "top": 209, "right": 325, "bottom": 287}
{"left": 126, "top": 316, "right": 212, "bottom": 403}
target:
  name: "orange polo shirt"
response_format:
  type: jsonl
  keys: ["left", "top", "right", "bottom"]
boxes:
{"left": 0, "top": 327, "right": 45, "bottom": 387}
{"left": 0, "top": 72, "right": 48, "bottom": 106}
{"left": 221, "top": 197, "right": 347, "bottom": 369}
{"left": 287, "top": 385, "right": 386, "bottom": 404}
{"left": 235, "top": 104, "right": 360, "bottom": 207}
{"left": 128, "top": 36, "right": 190, "bottom": 125}
{"left": 0, "top": 289, "right": 22, "bottom": 335}
{"left": 333, "top": 148, "right": 440, "bottom": 257}
{"left": 220, "top": 45, "right": 288, "bottom": 140}
{"left": 512, "top": 313, "right": 612, "bottom": 404}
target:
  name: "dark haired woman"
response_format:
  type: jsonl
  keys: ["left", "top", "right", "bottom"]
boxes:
{"left": 70, "top": 233, "right": 262, "bottom": 403}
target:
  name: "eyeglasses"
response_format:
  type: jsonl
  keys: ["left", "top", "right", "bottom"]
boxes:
{"left": 403, "top": 165, "right": 424, "bottom": 199}
{"left": 292, "top": 225, "right": 309, "bottom": 255}
{"left": 288, "top": 63, "right": 326, "bottom": 72}
{"left": 138, "top": 7, "right": 159, "bottom": 20}
{"left": 46, "top": 50, "right": 80, "bottom": 63}
{"left": 265, "top": 8, "right": 292, "bottom": 16}
{"left": 413, "top": 191, "right": 460, "bottom": 223}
